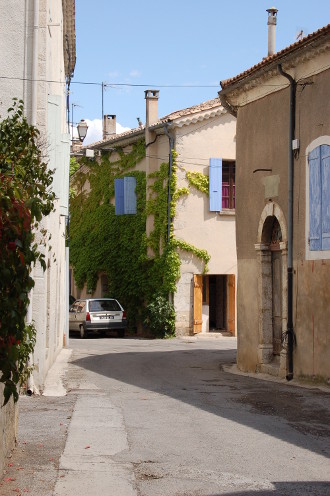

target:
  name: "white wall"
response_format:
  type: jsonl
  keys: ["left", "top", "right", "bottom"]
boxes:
{"left": 0, "top": 0, "right": 70, "bottom": 389}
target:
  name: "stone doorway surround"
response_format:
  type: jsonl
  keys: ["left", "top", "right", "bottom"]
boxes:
{"left": 254, "top": 202, "right": 288, "bottom": 378}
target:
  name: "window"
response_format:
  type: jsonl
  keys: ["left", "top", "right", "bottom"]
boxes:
{"left": 209, "top": 158, "right": 235, "bottom": 211}
{"left": 308, "top": 144, "right": 330, "bottom": 251}
{"left": 115, "top": 177, "right": 137, "bottom": 215}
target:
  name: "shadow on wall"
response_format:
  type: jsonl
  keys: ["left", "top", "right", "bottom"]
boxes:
{"left": 72, "top": 345, "right": 330, "bottom": 460}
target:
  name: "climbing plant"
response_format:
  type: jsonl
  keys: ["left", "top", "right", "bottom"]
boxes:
{"left": 186, "top": 170, "right": 209, "bottom": 196}
{"left": 69, "top": 144, "right": 210, "bottom": 336}
{"left": 0, "top": 99, "right": 55, "bottom": 404}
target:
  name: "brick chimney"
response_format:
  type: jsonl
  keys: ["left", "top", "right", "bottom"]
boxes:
{"left": 103, "top": 114, "right": 116, "bottom": 140}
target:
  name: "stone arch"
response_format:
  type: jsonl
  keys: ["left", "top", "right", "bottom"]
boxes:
{"left": 257, "top": 202, "right": 287, "bottom": 245}
{"left": 254, "top": 202, "right": 288, "bottom": 378}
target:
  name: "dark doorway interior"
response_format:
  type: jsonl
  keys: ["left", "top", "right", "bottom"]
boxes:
{"left": 209, "top": 275, "right": 227, "bottom": 330}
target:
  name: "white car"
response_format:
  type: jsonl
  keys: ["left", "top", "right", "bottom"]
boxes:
{"left": 69, "top": 298, "right": 127, "bottom": 339}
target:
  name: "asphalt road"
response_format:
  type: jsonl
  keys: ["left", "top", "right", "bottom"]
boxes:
{"left": 1, "top": 335, "right": 330, "bottom": 495}
{"left": 68, "top": 336, "right": 330, "bottom": 495}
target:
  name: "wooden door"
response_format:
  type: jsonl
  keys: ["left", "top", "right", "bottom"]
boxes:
{"left": 193, "top": 275, "right": 203, "bottom": 334}
{"left": 228, "top": 275, "right": 235, "bottom": 335}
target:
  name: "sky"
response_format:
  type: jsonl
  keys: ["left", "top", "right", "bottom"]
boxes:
{"left": 71, "top": 0, "right": 330, "bottom": 145}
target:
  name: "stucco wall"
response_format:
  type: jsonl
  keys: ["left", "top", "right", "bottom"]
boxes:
{"left": 235, "top": 65, "right": 330, "bottom": 380}
{"left": 173, "top": 113, "right": 237, "bottom": 335}
{"left": 0, "top": 0, "right": 70, "bottom": 390}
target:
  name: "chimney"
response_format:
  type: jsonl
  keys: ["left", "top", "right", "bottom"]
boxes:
{"left": 103, "top": 114, "right": 116, "bottom": 140}
{"left": 145, "top": 89, "right": 159, "bottom": 128}
{"left": 266, "top": 7, "right": 278, "bottom": 56}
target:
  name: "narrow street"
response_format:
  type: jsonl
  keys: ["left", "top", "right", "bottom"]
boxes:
{"left": 1, "top": 336, "right": 330, "bottom": 495}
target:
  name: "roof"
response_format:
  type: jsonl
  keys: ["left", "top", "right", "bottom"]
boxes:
{"left": 157, "top": 98, "right": 222, "bottom": 123}
{"left": 220, "top": 24, "right": 330, "bottom": 91}
{"left": 87, "top": 98, "right": 224, "bottom": 150}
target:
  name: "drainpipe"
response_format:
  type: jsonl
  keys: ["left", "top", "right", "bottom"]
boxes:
{"left": 31, "top": 0, "right": 39, "bottom": 125}
{"left": 278, "top": 63, "right": 296, "bottom": 381}
{"left": 26, "top": 0, "right": 40, "bottom": 395}
{"left": 163, "top": 125, "right": 175, "bottom": 243}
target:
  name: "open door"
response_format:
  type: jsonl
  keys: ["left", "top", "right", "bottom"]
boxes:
{"left": 193, "top": 275, "right": 203, "bottom": 334}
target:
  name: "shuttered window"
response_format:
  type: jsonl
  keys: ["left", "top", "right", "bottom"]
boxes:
{"left": 209, "top": 158, "right": 235, "bottom": 211}
{"left": 209, "top": 158, "right": 222, "bottom": 211}
{"left": 115, "top": 177, "right": 137, "bottom": 215}
{"left": 309, "top": 144, "right": 330, "bottom": 250}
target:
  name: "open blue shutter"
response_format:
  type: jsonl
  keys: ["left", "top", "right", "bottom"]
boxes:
{"left": 309, "top": 147, "right": 321, "bottom": 250}
{"left": 115, "top": 178, "right": 124, "bottom": 215}
{"left": 124, "top": 177, "right": 137, "bottom": 214}
{"left": 321, "top": 145, "right": 330, "bottom": 250}
{"left": 209, "top": 158, "right": 222, "bottom": 211}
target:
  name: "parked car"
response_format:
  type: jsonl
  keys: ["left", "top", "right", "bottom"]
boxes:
{"left": 69, "top": 298, "right": 127, "bottom": 339}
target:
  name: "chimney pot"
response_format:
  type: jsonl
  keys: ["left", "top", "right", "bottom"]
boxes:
{"left": 266, "top": 7, "right": 278, "bottom": 56}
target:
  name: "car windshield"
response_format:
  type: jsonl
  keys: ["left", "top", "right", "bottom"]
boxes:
{"left": 89, "top": 300, "right": 121, "bottom": 312}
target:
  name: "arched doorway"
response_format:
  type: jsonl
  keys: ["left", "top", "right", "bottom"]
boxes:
{"left": 255, "top": 203, "right": 288, "bottom": 377}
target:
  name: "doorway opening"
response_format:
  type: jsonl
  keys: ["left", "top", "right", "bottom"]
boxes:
{"left": 193, "top": 274, "right": 235, "bottom": 335}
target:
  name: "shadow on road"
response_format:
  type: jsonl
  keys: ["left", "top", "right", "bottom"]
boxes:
{"left": 72, "top": 343, "right": 330, "bottom": 461}
{"left": 206, "top": 480, "right": 330, "bottom": 495}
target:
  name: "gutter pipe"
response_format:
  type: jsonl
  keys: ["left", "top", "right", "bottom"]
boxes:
{"left": 278, "top": 63, "right": 296, "bottom": 381}
{"left": 163, "top": 125, "right": 175, "bottom": 243}
{"left": 26, "top": 0, "right": 40, "bottom": 395}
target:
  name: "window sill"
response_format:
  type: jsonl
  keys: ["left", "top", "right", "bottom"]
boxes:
{"left": 217, "top": 209, "right": 235, "bottom": 216}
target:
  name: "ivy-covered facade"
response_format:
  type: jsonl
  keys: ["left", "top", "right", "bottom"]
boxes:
{"left": 70, "top": 92, "right": 237, "bottom": 336}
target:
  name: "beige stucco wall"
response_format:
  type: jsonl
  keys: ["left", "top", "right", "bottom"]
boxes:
{"left": 173, "top": 112, "right": 237, "bottom": 335}
{"left": 235, "top": 62, "right": 330, "bottom": 380}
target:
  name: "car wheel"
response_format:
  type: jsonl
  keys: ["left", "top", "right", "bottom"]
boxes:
{"left": 117, "top": 329, "right": 125, "bottom": 338}
{"left": 80, "top": 325, "right": 87, "bottom": 339}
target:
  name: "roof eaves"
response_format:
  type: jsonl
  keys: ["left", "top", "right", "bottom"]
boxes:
{"left": 84, "top": 127, "right": 145, "bottom": 150}
{"left": 220, "top": 23, "right": 330, "bottom": 92}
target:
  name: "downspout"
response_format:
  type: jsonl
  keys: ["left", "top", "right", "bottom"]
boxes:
{"left": 163, "top": 124, "right": 175, "bottom": 243}
{"left": 27, "top": 0, "right": 40, "bottom": 395}
{"left": 278, "top": 63, "right": 296, "bottom": 381}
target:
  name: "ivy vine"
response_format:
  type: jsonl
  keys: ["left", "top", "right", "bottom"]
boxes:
{"left": 70, "top": 144, "right": 210, "bottom": 336}
{"left": 0, "top": 99, "right": 55, "bottom": 404}
{"left": 186, "top": 170, "right": 209, "bottom": 196}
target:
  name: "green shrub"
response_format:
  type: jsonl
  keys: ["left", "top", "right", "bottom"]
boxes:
{"left": 144, "top": 295, "right": 175, "bottom": 338}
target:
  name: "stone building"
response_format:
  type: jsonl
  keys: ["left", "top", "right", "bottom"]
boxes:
{"left": 70, "top": 90, "right": 237, "bottom": 336}
{"left": 219, "top": 23, "right": 330, "bottom": 380}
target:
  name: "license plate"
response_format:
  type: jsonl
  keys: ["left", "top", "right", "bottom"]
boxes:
{"left": 99, "top": 314, "right": 114, "bottom": 319}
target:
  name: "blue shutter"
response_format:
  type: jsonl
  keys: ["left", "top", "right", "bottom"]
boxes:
{"left": 309, "top": 147, "right": 321, "bottom": 250}
{"left": 115, "top": 178, "right": 124, "bottom": 215}
{"left": 321, "top": 145, "right": 330, "bottom": 250}
{"left": 209, "top": 158, "right": 222, "bottom": 211}
{"left": 124, "top": 177, "right": 137, "bottom": 214}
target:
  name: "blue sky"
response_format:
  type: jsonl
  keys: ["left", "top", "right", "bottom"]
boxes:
{"left": 72, "top": 1, "right": 330, "bottom": 144}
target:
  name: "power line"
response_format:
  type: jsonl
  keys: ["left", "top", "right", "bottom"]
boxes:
{"left": 0, "top": 74, "right": 291, "bottom": 89}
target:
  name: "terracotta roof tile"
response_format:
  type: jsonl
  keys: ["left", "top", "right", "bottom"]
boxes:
{"left": 88, "top": 98, "right": 223, "bottom": 148}
{"left": 221, "top": 23, "right": 330, "bottom": 90}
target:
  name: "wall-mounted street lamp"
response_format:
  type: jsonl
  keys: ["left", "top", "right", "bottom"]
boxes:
{"left": 77, "top": 119, "right": 88, "bottom": 142}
